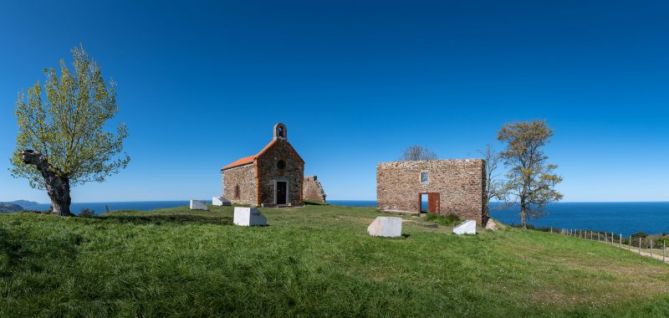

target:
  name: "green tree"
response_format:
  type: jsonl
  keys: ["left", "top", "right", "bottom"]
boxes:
{"left": 498, "top": 120, "right": 562, "bottom": 228}
{"left": 11, "top": 46, "right": 129, "bottom": 216}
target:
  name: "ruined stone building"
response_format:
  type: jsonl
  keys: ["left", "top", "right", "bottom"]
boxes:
{"left": 221, "top": 123, "right": 305, "bottom": 207}
{"left": 376, "top": 160, "right": 487, "bottom": 224}
{"left": 303, "top": 176, "right": 327, "bottom": 204}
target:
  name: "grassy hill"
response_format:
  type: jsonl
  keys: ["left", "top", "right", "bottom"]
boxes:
{"left": 1, "top": 205, "right": 669, "bottom": 317}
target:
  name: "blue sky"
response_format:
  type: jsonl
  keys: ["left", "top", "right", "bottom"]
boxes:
{"left": 1, "top": 0, "right": 668, "bottom": 202}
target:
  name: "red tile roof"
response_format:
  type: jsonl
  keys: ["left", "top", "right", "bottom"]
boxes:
{"left": 222, "top": 139, "right": 279, "bottom": 170}
{"left": 222, "top": 155, "right": 256, "bottom": 170}
{"left": 222, "top": 138, "right": 304, "bottom": 170}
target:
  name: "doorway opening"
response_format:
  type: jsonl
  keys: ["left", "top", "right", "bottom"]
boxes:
{"left": 276, "top": 181, "right": 288, "bottom": 205}
{"left": 420, "top": 193, "right": 429, "bottom": 213}
{"left": 419, "top": 192, "right": 440, "bottom": 214}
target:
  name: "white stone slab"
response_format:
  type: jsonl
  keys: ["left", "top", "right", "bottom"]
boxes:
{"left": 367, "top": 217, "right": 403, "bottom": 238}
{"left": 212, "top": 196, "right": 231, "bottom": 206}
{"left": 484, "top": 219, "right": 498, "bottom": 231}
{"left": 234, "top": 207, "right": 267, "bottom": 226}
{"left": 453, "top": 220, "right": 477, "bottom": 235}
{"left": 190, "top": 200, "right": 208, "bottom": 211}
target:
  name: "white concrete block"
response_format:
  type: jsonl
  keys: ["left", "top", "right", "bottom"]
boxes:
{"left": 453, "top": 220, "right": 477, "bottom": 235}
{"left": 367, "top": 217, "right": 403, "bottom": 237}
{"left": 212, "top": 196, "right": 231, "bottom": 206}
{"left": 234, "top": 207, "right": 267, "bottom": 226}
{"left": 190, "top": 200, "right": 208, "bottom": 211}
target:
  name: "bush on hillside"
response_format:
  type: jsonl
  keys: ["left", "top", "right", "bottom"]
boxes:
{"left": 425, "top": 213, "right": 460, "bottom": 226}
{"left": 78, "top": 209, "right": 96, "bottom": 218}
{"left": 631, "top": 232, "right": 648, "bottom": 238}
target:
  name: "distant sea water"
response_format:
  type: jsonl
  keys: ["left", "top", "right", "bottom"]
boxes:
{"left": 23, "top": 200, "right": 669, "bottom": 236}
{"left": 490, "top": 202, "right": 669, "bottom": 236}
{"left": 29, "top": 201, "right": 190, "bottom": 214}
{"left": 332, "top": 201, "right": 669, "bottom": 236}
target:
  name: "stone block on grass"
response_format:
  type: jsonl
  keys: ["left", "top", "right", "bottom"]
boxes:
{"left": 233, "top": 207, "right": 267, "bottom": 226}
{"left": 190, "top": 200, "right": 208, "bottom": 211}
{"left": 212, "top": 196, "right": 231, "bottom": 206}
{"left": 367, "top": 217, "right": 403, "bottom": 238}
{"left": 453, "top": 220, "right": 476, "bottom": 235}
{"left": 485, "top": 219, "right": 498, "bottom": 231}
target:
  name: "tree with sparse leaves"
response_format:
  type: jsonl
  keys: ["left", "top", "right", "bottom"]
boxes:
{"left": 497, "top": 120, "right": 562, "bottom": 228}
{"left": 11, "top": 46, "right": 129, "bottom": 216}
{"left": 401, "top": 145, "right": 438, "bottom": 161}
{"left": 479, "top": 144, "right": 504, "bottom": 224}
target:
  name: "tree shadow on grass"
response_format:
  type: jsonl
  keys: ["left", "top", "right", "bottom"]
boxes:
{"left": 0, "top": 228, "right": 80, "bottom": 277}
{"left": 98, "top": 214, "right": 233, "bottom": 226}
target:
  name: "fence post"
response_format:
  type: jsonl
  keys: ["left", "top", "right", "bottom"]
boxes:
{"left": 663, "top": 241, "right": 666, "bottom": 262}
{"left": 650, "top": 240, "right": 653, "bottom": 257}
{"left": 639, "top": 238, "right": 642, "bottom": 254}
{"left": 619, "top": 234, "right": 622, "bottom": 246}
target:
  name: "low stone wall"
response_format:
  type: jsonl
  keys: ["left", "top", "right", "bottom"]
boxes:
{"left": 223, "top": 164, "right": 258, "bottom": 206}
{"left": 376, "top": 159, "right": 486, "bottom": 224}
{"left": 303, "top": 176, "right": 327, "bottom": 204}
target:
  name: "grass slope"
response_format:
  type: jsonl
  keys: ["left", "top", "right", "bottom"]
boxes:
{"left": 1, "top": 205, "right": 669, "bottom": 317}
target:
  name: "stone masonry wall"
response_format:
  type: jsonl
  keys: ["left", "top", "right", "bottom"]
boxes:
{"left": 303, "top": 176, "right": 327, "bottom": 204}
{"left": 376, "top": 160, "right": 486, "bottom": 224}
{"left": 223, "top": 164, "right": 257, "bottom": 206}
{"left": 257, "top": 140, "right": 304, "bottom": 206}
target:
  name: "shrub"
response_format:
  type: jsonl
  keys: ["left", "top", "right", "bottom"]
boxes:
{"left": 631, "top": 232, "right": 648, "bottom": 238}
{"left": 425, "top": 213, "right": 460, "bottom": 226}
{"left": 78, "top": 208, "right": 96, "bottom": 218}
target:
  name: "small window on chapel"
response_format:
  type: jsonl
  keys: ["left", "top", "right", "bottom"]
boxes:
{"left": 420, "top": 171, "right": 429, "bottom": 184}
{"left": 277, "top": 160, "right": 286, "bottom": 169}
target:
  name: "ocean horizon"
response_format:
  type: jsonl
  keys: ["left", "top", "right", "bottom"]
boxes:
{"left": 15, "top": 200, "right": 669, "bottom": 236}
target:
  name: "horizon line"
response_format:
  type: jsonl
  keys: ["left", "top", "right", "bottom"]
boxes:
{"left": 11, "top": 199, "right": 669, "bottom": 204}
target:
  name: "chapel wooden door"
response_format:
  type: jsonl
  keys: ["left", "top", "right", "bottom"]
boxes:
{"left": 276, "top": 181, "right": 287, "bottom": 205}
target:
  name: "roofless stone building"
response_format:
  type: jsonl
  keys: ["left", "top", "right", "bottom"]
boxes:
{"left": 222, "top": 123, "right": 304, "bottom": 207}
{"left": 376, "top": 159, "right": 487, "bottom": 224}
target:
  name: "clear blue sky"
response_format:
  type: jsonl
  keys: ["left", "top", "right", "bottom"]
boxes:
{"left": 1, "top": 0, "right": 668, "bottom": 203}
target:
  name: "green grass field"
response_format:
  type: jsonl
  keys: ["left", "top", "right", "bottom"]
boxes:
{"left": 2, "top": 205, "right": 669, "bottom": 317}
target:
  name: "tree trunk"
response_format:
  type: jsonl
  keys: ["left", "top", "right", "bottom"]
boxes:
{"left": 482, "top": 193, "right": 490, "bottom": 226}
{"left": 46, "top": 176, "right": 72, "bottom": 216}
{"left": 520, "top": 199, "right": 527, "bottom": 229}
{"left": 21, "top": 150, "right": 72, "bottom": 216}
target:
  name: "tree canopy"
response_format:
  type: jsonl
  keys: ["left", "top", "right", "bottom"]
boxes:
{"left": 401, "top": 145, "right": 438, "bottom": 161}
{"left": 498, "top": 120, "right": 562, "bottom": 227}
{"left": 11, "top": 46, "right": 129, "bottom": 215}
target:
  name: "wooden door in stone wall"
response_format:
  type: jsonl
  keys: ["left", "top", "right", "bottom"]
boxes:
{"left": 276, "top": 181, "right": 288, "bottom": 205}
{"left": 427, "top": 193, "right": 440, "bottom": 214}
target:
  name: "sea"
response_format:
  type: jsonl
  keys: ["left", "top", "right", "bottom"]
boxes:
{"left": 22, "top": 200, "right": 669, "bottom": 236}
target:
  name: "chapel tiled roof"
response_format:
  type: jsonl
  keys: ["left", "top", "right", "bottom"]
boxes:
{"left": 222, "top": 134, "right": 305, "bottom": 171}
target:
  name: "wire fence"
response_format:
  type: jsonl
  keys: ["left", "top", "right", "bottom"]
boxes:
{"left": 548, "top": 227, "right": 668, "bottom": 263}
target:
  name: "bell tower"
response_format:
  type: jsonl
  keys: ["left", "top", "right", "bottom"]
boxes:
{"left": 273, "top": 123, "right": 287, "bottom": 140}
